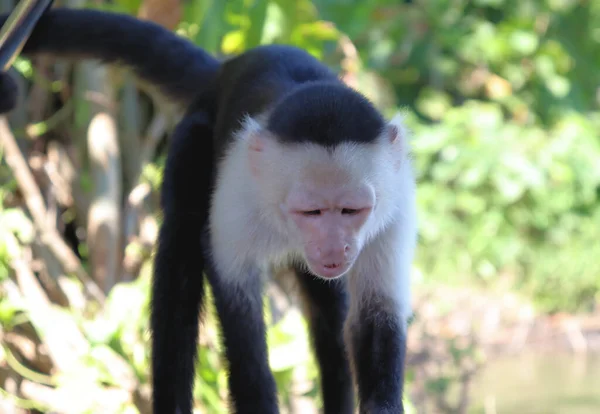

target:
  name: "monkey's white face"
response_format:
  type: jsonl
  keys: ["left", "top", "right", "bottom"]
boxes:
{"left": 283, "top": 182, "right": 375, "bottom": 279}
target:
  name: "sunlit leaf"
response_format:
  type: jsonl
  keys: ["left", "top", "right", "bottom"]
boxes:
{"left": 545, "top": 74, "right": 571, "bottom": 97}
{"left": 509, "top": 30, "right": 539, "bottom": 55}
{"left": 222, "top": 30, "right": 245, "bottom": 54}
{"left": 416, "top": 87, "right": 452, "bottom": 120}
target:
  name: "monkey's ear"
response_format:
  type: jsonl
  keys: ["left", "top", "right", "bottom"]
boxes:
{"left": 247, "top": 132, "right": 266, "bottom": 153}
{"left": 239, "top": 116, "right": 273, "bottom": 176}
{"left": 385, "top": 112, "right": 408, "bottom": 145}
{"left": 240, "top": 116, "right": 267, "bottom": 150}
{"left": 385, "top": 112, "right": 410, "bottom": 169}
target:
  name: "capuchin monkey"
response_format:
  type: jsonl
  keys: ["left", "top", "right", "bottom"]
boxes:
{"left": 0, "top": 7, "right": 418, "bottom": 414}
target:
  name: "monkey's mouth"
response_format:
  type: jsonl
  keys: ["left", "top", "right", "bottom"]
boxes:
{"left": 310, "top": 261, "right": 351, "bottom": 279}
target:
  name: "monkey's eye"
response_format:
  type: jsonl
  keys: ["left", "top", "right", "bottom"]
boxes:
{"left": 341, "top": 208, "right": 360, "bottom": 215}
{"left": 302, "top": 210, "right": 322, "bottom": 216}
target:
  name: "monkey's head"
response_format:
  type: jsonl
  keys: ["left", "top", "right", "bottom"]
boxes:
{"left": 241, "top": 107, "right": 408, "bottom": 280}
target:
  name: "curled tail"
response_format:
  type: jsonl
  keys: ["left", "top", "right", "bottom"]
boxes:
{"left": 0, "top": 7, "right": 221, "bottom": 106}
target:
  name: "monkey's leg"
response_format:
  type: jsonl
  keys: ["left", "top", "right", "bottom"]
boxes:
{"left": 294, "top": 268, "right": 355, "bottom": 414}
{"left": 206, "top": 265, "right": 279, "bottom": 414}
{"left": 151, "top": 112, "right": 214, "bottom": 414}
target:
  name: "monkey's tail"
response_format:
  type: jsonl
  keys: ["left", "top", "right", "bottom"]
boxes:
{"left": 0, "top": 7, "right": 221, "bottom": 106}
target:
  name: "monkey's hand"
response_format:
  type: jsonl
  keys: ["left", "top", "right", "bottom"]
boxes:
{"left": 0, "top": 72, "right": 19, "bottom": 114}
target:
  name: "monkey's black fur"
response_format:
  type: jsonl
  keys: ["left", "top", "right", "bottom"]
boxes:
{"left": 210, "top": 45, "right": 387, "bottom": 154}
{"left": 0, "top": 8, "right": 220, "bottom": 107}
{"left": 0, "top": 8, "right": 408, "bottom": 414}
{"left": 349, "top": 305, "right": 407, "bottom": 413}
{"left": 268, "top": 81, "right": 386, "bottom": 146}
{"left": 0, "top": 70, "right": 18, "bottom": 113}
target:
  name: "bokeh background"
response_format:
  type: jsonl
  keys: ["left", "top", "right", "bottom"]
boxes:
{"left": 0, "top": 0, "right": 599, "bottom": 413}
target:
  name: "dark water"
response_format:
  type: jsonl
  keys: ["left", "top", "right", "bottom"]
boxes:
{"left": 469, "top": 352, "right": 600, "bottom": 414}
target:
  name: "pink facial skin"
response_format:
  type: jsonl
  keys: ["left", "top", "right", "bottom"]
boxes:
{"left": 288, "top": 201, "right": 373, "bottom": 279}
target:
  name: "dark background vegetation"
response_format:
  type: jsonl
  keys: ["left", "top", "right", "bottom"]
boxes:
{"left": 0, "top": 0, "right": 599, "bottom": 413}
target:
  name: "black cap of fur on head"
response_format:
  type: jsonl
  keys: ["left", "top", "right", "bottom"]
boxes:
{"left": 266, "top": 81, "right": 386, "bottom": 147}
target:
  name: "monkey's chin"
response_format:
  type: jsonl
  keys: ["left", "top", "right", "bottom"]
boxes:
{"left": 308, "top": 262, "right": 352, "bottom": 279}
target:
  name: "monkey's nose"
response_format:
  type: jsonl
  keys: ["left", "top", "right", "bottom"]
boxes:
{"left": 311, "top": 244, "right": 350, "bottom": 264}
{"left": 324, "top": 248, "right": 349, "bottom": 263}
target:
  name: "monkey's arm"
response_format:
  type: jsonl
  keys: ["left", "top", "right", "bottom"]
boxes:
{"left": 0, "top": 7, "right": 220, "bottom": 108}
{"left": 151, "top": 110, "right": 214, "bottom": 413}
{"left": 345, "top": 218, "right": 416, "bottom": 413}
